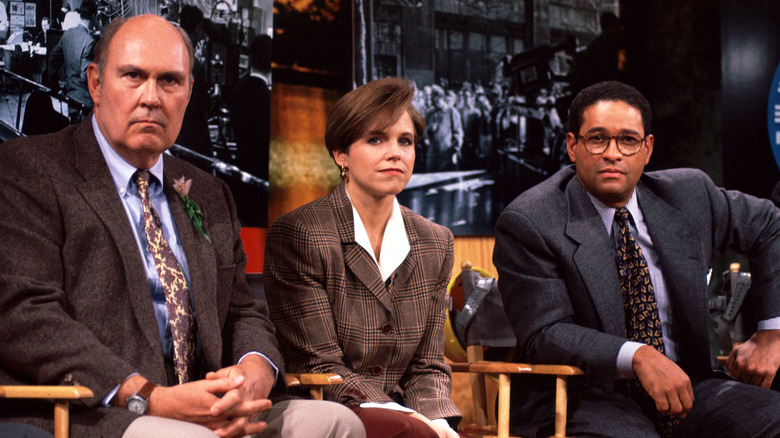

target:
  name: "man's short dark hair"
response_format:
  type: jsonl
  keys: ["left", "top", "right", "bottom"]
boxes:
{"left": 76, "top": 0, "right": 97, "bottom": 20}
{"left": 567, "top": 81, "right": 652, "bottom": 135}
{"left": 93, "top": 16, "right": 195, "bottom": 78}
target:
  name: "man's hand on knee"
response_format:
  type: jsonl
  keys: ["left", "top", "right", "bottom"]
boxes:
{"left": 632, "top": 345, "right": 694, "bottom": 417}
{"left": 727, "top": 329, "right": 780, "bottom": 388}
{"left": 198, "top": 355, "right": 277, "bottom": 437}
{"left": 147, "top": 376, "right": 271, "bottom": 434}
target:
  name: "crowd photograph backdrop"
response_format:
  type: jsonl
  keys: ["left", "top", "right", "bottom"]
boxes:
{"left": 272, "top": 0, "right": 620, "bottom": 235}
{"left": 1, "top": 0, "right": 273, "bottom": 228}
{"left": 2, "top": 0, "right": 778, "bottom": 267}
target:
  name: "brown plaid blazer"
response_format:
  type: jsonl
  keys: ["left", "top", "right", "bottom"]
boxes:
{"left": 264, "top": 183, "right": 461, "bottom": 422}
{"left": 0, "top": 120, "right": 282, "bottom": 436}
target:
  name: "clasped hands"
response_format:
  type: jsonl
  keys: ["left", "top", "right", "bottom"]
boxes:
{"left": 119, "top": 355, "right": 275, "bottom": 438}
{"left": 632, "top": 329, "right": 780, "bottom": 419}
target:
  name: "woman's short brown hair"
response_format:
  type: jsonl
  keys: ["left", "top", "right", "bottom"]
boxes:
{"left": 325, "top": 77, "right": 424, "bottom": 158}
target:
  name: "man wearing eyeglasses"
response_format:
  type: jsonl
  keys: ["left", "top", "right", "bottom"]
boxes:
{"left": 494, "top": 81, "right": 780, "bottom": 438}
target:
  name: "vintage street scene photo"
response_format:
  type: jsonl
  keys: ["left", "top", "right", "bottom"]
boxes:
{"left": 355, "top": 0, "right": 618, "bottom": 234}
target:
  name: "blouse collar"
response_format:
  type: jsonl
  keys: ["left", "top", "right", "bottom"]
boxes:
{"left": 347, "top": 192, "right": 410, "bottom": 282}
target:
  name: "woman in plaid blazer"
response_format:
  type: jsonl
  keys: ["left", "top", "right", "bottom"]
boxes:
{"left": 264, "top": 77, "right": 462, "bottom": 438}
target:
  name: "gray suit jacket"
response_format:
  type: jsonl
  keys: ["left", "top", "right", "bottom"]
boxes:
{"left": 48, "top": 24, "right": 94, "bottom": 108}
{"left": 494, "top": 165, "right": 780, "bottom": 434}
{"left": 264, "top": 183, "right": 461, "bottom": 422}
{"left": 0, "top": 121, "right": 282, "bottom": 436}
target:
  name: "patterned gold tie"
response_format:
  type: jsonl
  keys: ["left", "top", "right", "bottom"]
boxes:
{"left": 614, "top": 207, "right": 676, "bottom": 436}
{"left": 135, "top": 170, "right": 196, "bottom": 384}
{"left": 614, "top": 207, "right": 664, "bottom": 352}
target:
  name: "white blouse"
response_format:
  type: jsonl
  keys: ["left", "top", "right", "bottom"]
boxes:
{"left": 350, "top": 196, "right": 410, "bottom": 282}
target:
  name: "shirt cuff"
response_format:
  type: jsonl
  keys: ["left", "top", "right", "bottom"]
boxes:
{"left": 757, "top": 317, "right": 780, "bottom": 330}
{"left": 238, "top": 351, "right": 280, "bottom": 385}
{"left": 431, "top": 417, "right": 455, "bottom": 432}
{"left": 359, "top": 401, "right": 415, "bottom": 412}
{"left": 356, "top": 402, "right": 456, "bottom": 433}
{"left": 616, "top": 341, "right": 646, "bottom": 379}
{"left": 101, "top": 372, "right": 139, "bottom": 407}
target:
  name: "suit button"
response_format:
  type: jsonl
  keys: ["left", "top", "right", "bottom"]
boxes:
{"left": 371, "top": 365, "right": 383, "bottom": 376}
{"left": 381, "top": 323, "right": 392, "bottom": 334}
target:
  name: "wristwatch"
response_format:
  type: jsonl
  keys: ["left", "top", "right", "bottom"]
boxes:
{"left": 126, "top": 381, "right": 157, "bottom": 415}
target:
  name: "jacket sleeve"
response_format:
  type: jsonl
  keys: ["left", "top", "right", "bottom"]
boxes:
{"left": 0, "top": 142, "right": 137, "bottom": 406}
{"left": 696, "top": 170, "right": 780, "bottom": 320}
{"left": 494, "top": 206, "right": 626, "bottom": 385}
{"left": 48, "top": 39, "right": 64, "bottom": 84}
{"left": 399, "top": 226, "right": 461, "bottom": 421}
{"left": 79, "top": 36, "right": 95, "bottom": 82}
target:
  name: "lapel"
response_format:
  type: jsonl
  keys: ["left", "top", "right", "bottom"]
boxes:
{"left": 332, "top": 183, "right": 393, "bottom": 311}
{"left": 563, "top": 177, "right": 625, "bottom": 336}
{"left": 162, "top": 157, "right": 220, "bottom": 364}
{"left": 71, "top": 121, "right": 163, "bottom": 359}
{"left": 636, "top": 182, "right": 709, "bottom": 351}
{"left": 392, "top": 207, "right": 418, "bottom": 297}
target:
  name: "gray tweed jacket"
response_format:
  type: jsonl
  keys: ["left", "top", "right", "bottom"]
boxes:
{"left": 0, "top": 120, "right": 282, "bottom": 436}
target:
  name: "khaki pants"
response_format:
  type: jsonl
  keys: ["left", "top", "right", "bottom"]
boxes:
{"left": 123, "top": 399, "right": 366, "bottom": 438}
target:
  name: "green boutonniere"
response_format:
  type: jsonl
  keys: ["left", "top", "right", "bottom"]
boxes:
{"left": 173, "top": 176, "right": 211, "bottom": 243}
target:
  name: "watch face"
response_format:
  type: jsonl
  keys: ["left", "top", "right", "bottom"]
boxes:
{"left": 126, "top": 396, "right": 146, "bottom": 415}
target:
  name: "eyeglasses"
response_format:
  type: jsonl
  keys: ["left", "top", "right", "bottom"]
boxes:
{"left": 575, "top": 133, "right": 647, "bottom": 156}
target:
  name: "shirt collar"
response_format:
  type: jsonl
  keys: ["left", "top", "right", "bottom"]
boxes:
{"left": 586, "top": 189, "right": 643, "bottom": 235}
{"left": 347, "top": 193, "right": 410, "bottom": 282}
{"left": 93, "top": 115, "right": 165, "bottom": 196}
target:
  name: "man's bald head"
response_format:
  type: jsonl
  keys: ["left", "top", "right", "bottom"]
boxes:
{"left": 93, "top": 14, "right": 195, "bottom": 78}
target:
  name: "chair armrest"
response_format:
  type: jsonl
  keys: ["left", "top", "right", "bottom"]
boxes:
{"left": 448, "top": 363, "right": 471, "bottom": 373}
{"left": 524, "top": 364, "right": 584, "bottom": 376}
{"left": 0, "top": 385, "right": 94, "bottom": 399}
{"left": 0, "top": 386, "right": 93, "bottom": 438}
{"left": 468, "top": 362, "right": 533, "bottom": 374}
{"left": 455, "top": 361, "right": 584, "bottom": 376}
{"left": 284, "top": 373, "right": 343, "bottom": 401}
{"left": 285, "top": 373, "right": 343, "bottom": 387}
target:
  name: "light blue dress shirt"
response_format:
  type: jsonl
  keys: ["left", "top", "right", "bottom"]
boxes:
{"left": 588, "top": 192, "right": 677, "bottom": 378}
{"left": 93, "top": 117, "right": 191, "bottom": 361}
{"left": 92, "top": 117, "right": 276, "bottom": 405}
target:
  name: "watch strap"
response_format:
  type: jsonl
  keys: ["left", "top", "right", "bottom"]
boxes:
{"left": 136, "top": 381, "right": 157, "bottom": 400}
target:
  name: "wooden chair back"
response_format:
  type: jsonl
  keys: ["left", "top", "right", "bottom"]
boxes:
{"left": 446, "top": 262, "right": 584, "bottom": 438}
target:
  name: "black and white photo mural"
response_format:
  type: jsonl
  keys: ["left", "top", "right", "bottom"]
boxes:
{"left": 0, "top": 0, "right": 273, "bottom": 227}
{"left": 354, "top": 0, "right": 619, "bottom": 235}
